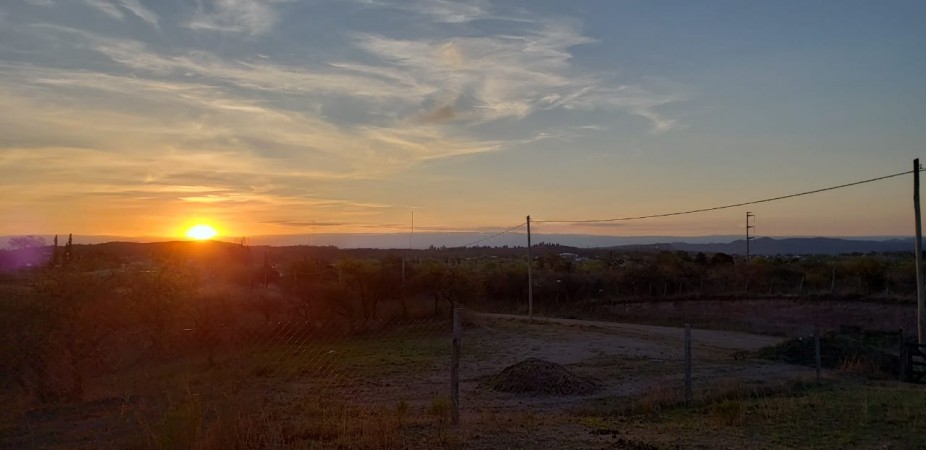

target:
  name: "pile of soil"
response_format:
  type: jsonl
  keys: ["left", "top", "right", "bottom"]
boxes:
{"left": 487, "top": 358, "right": 597, "bottom": 395}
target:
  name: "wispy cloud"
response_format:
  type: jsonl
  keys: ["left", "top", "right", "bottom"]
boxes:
{"left": 417, "top": 104, "right": 456, "bottom": 123}
{"left": 353, "top": 19, "right": 684, "bottom": 131}
{"left": 0, "top": 0, "right": 691, "bottom": 235}
{"left": 189, "top": 0, "right": 284, "bottom": 36}
{"left": 118, "top": 0, "right": 159, "bottom": 27}
{"left": 0, "top": 56, "right": 503, "bottom": 215}
{"left": 79, "top": 0, "right": 159, "bottom": 27}
{"left": 83, "top": 0, "right": 124, "bottom": 20}
{"left": 356, "top": 0, "right": 489, "bottom": 24}
{"left": 46, "top": 7, "right": 685, "bottom": 134}
{"left": 262, "top": 220, "right": 347, "bottom": 228}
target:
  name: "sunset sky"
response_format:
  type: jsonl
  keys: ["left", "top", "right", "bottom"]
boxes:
{"left": 1, "top": 1, "right": 924, "bottom": 243}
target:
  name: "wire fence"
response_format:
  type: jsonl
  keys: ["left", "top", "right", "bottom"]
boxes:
{"left": 1, "top": 309, "right": 455, "bottom": 449}
{"left": 0, "top": 260, "right": 466, "bottom": 448}
{"left": 3, "top": 166, "right": 926, "bottom": 448}
{"left": 459, "top": 312, "right": 923, "bottom": 424}
{"left": 2, "top": 287, "right": 924, "bottom": 448}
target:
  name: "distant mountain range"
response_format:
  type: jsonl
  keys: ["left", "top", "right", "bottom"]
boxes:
{"left": 0, "top": 233, "right": 917, "bottom": 255}
{"left": 611, "top": 237, "right": 916, "bottom": 256}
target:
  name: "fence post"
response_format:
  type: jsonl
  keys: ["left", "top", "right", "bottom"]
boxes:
{"left": 451, "top": 307, "right": 461, "bottom": 425}
{"left": 899, "top": 329, "right": 906, "bottom": 382}
{"left": 684, "top": 324, "right": 692, "bottom": 405}
{"left": 830, "top": 266, "right": 836, "bottom": 294}
{"left": 526, "top": 215, "right": 533, "bottom": 321}
{"left": 815, "top": 327, "right": 822, "bottom": 384}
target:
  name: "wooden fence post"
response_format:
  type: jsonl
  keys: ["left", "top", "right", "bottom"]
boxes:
{"left": 451, "top": 307, "right": 461, "bottom": 425}
{"left": 684, "top": 324, "right": 692, "bottom": 405}
{"left": 815, "top": 327, "right": 822, "bottom": 384}
{"left": 899, "top": 329, "right": 906, "bottom": 383}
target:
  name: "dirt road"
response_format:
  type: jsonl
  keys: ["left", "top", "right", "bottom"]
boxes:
{"left": 353, "top": 312, "right": 808, "bottom": 422}
{"left": 472, "top": 312, "right": 787, "bottom": 352}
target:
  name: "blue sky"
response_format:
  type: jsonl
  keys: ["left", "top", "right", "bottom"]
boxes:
{"left": 1, "top": 0, "right": 924, "bottom": 241}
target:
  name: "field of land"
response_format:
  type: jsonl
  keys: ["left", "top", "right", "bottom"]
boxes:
{"left": 566, "top": 297, "right": 917, "bottom": 337}
{"left": 4, "top": 307, "right": 925, "bottom": 449}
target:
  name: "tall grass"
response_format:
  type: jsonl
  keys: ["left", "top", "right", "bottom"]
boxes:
{"left": 572, "top": 377, "right": 926, "bottom": 449}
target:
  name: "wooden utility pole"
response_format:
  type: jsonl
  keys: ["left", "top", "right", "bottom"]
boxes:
{"left": 746, "top": 212, "right": 755, "bottom": 261}
{"left": 401, "top": 209, "right": 412, "bottom": 320}
{"left": 527, "top": 215, "right": 533, "bottom": 321}
{"left": 403, "top": 210, "right": 412, "bottom": 286}
{"left": 915, "top": 159, "right": 925, "bottom": 344}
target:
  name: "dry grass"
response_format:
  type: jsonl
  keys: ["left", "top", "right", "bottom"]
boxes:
{"left": 0, "top": 321, "right": 457, "bottom": 450}
{"left": 571, "top": 376, "right": 814, "bottom": 419}
{"left": 573, "top": 376, "right": 926, "bottom": 449}
{"left": 129, "top": 391, "right": 410, "bottom": 450}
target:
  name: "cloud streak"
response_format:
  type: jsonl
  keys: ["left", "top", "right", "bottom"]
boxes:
{"left": 0, "top": 0, "right": 690, "bottom": 236}
{"left": 356, "top": 0, "right": 489, "bottom": 24}
{"left": 189, "top": 0, "right": 284, "bottom": 35}
{"left": 83, "top": 0, "right": 124, "bottom": 19}
{"left": 352, "top": 20, "right": 684, "bottom": 130}
{"left": 118, "top": 0, "right": 159, "bottom": 27}
{"left": 79, "top": 0, "right": 159, "bottom": 27}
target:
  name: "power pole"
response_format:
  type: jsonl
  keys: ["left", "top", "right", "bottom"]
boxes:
{"left": 914, "top": 159, "right": 924, "bottom": 344}
{"left": 746, "top": 212, "right": 756, "bottom": 261}
{"left": 403, "top": 210, "right": 413, "bottom": 283}
{"left": 526, "top": 215, "right": 533, "bottom": 321}
{"left": 401, "top": 209, "right": 412, "bottom": 319}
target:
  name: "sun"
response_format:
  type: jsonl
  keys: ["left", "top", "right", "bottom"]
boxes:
{"left": 186, "top": 224, "right": 218, "bottom": 240}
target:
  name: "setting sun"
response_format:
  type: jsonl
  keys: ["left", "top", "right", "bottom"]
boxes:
{"left": 185, "top": 224, "right": 218, "bottom": 240}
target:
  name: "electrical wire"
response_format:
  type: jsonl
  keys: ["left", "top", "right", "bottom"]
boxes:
{"left": 455, "top": 222, "right": 527, "bottom": 248}
{"left": 534, "top": 169, "right": 918, "bottom": 224}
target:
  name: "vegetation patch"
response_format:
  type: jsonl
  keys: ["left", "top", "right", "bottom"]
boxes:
{"left": 756, "top": 327, "right": 902, "bottom": 377}
{"left": 574, "top": 379, "right": 926, "bottom": 449}
{"left": 486, "top": 358, "right": 597, "bottom": 395}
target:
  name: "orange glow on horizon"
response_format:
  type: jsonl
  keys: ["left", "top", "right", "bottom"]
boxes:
{"left": 185, "top": 224, "right": 218, "bottom": 240}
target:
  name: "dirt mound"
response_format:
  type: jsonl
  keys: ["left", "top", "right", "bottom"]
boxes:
{"left": 487, "top": 358, "right": 597, "bottom": 395}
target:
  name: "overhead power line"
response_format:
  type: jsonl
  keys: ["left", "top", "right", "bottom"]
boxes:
{"left": 535, "top": 169, "right": 918, "bottom": 224}
{"left": 456, "top": 222, "right": 527, "bottom": 248}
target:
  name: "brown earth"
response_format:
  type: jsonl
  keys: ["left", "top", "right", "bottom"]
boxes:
{"left": 337, "top": 312, "right": 810, "bottom": 446}
{"left": 2, "top": 313, "right": 817, "bottom": 449}
{"left": 487, "top": 358, "right": 598, "bottom": 395}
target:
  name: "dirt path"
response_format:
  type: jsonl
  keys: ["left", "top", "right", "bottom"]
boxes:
{"left": 472, "top": 312, "right": 788, "bottom": 352}
{"left": 345, "top": 312, "right": 810, "bottom": 428}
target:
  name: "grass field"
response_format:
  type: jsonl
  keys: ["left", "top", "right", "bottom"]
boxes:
{"left": 574, "top": 378, "right": 926, "bottom": 449}
{"left": 2, "top": 314, "right": 925, "bottom": 449}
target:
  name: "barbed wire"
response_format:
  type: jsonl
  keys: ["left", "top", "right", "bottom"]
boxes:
{"left": 534, "top": 169, "right": 918, "bottom": 224}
